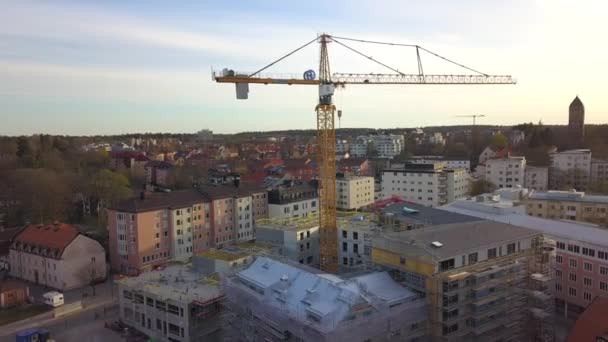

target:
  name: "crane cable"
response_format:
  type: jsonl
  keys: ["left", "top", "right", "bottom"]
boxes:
{"left": 331, "top": 37, "right": 405, "bottom": 76}
{"left": 330, "top": 35, "right": 489, "bottom": 76}
{"left": 248, "top": 36, "right": 319, "bottom": 78}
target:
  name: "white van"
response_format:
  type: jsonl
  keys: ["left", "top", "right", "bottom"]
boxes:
{"left": 43, "top": 291, "right": 64, "bottom": 307}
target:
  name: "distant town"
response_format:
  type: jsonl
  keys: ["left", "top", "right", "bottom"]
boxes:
{"left": 1, "top": 96, "right": 608, "bottom": 341}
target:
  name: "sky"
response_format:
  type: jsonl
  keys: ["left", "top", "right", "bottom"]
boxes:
{"left": 1, "top": 0, "right": 608, "bottom": 136}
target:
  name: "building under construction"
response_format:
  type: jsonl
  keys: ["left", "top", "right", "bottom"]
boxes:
{"left": 372, "top": 220, "right": 555, "bottom": 341}
{"left": 222, "top": 256, "right": 428, "bottom": 342}
{"left": 116, "top": 264, "right": 225, "bottom": 342}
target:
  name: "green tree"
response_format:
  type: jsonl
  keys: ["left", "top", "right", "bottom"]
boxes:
{"left": 88, "top": 169, "right": 132, "bottom": 215}
{"left": 366, "top": 141, "right": 378, "bottom": 157}
{"left": 489, "top": 133, "right": 508, "bottom": 149}
{"left": 470, "top": 179, "right": 496, "bottom": 196}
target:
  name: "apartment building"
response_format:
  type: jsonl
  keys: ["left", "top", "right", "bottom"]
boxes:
{"left": 336, "top": 175, "right": 374, "bottom": 210}
{"left": 117, "top": 264, "right": 224, "bottom": 342}
{"left": 484, "top": 155, "right": 526, "bottom": 189}
{"left": 525, "top": 190, "right": 608, "bottom": 226}
{"left": 338, "top": 213, "right": 379, "bottom": 268}
{"left": 372, "top": 220, "right": 555, "bottom": 341}
{"left": 381, "top": 163, "right": 469, "bottom": 206}
{"left": 267, "top": 181, "right": 318, "bottom": 219}
{"left": 108, "top": 186, "right": 267, "bottom": 274}
{"left": 590, "top": 159, "right": 608, "bottom": 185}
{"left": 441, "top": 195, "right": 608, "bottom": 319}
{"left": 223, "top": 256, "right": 427, "bottom": 342}
{"left": 525, "top": 166, "right": 549, "bottom": 192}
{"left": 549, "top": 149, "right": 592, "bottom": 190}
{"left": 410, "top": 156, "right": 470, "bottom": 170}
{"left": 255, "top": 216, "right": 319, "bottom": 267}
{"left": 335, "top": 139, "right": 349, "bottom": 153}
{"left": 350, "top": 134, "right": 405, "bottom": 159}
{"left": 9, "top": 223, "right": 107, "bottom": 290}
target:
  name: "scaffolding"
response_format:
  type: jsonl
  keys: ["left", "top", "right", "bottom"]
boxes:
{"left": 525, "top": 237, "right": 556, "bottom": 342}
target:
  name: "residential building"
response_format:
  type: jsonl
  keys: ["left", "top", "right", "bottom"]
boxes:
{"left": 410, "top": 156, "right": 470, "bottom": 171}
{"left": 568, "top": 96, "right": 585, "bottom": 149}
{"left": 549, "top": 149, "right": 592, "bottom": 191}
{"left": 441, "top": 196, "right": 608, "bottom": 319}
{"left": 9, "top": 223, "right": 107, "bottom": 290}
{"left": 267, "top": 181, "right": 318, "bottom": 219}
{"left": 478, "top": 146, "right": 511, "bottom": 165}
{"left": 351, "top": 134, "right": 405, "bottom": 159}
{"left": 338, "top": 213, "right": 381, "bottom": 268}
{"left": 509, "top": 130, "right": 526, "bottom": 146}
{"left": 525, "top": 166, "right": 549, "bottom": 192}
{"left": 223, "top": 256, "right": 427, "bottom": 342}
{"left": 336, "top": 175, "right": 374, "bottom": 210}
{"left": 335, "top": 139, "right": 349, "bottom": 153}
{"left": 525, "top": 190, "right": 608, "bottom": 226}
{"left": 337, "top": 157, "right": 370, "bottom": 176}
{"left": 372, "top": 220, "right": 555, "bottom": 341}
{"left": 255, "top": 216, "right": 319, "bottom": 267}
{"left": 145, "top": 161, "right": 174, "bottom": 187}
{"left": 590, "top": 159, "right": 608, "bottom": 185}
{"left": 381, "top": 163, "right": 469, "bottom": 206}
{"left": 117, "top": 264, "right": 224, "bottom": 342}
{"left": 484, "top": 155, "right": 526, "bottom": 189}
{"left": 427, "top": 132, "right": 445, "bottom": 145}
{"left": 566, "top": 297, "right": 608, "bottom": 342}
{"left": 379, "top": 201, "right": 483, "bottom": 231}
{"left": 0, "top": 280, "right": 29, "bottom": 309}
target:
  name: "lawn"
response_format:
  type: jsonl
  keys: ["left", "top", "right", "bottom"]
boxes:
{"left": 0, "top": 304, "right": 51, "bottom": 326}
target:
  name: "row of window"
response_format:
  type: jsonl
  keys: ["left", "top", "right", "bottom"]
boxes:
{"left": 557, "top": 242, "right": 608, "bottom": 261}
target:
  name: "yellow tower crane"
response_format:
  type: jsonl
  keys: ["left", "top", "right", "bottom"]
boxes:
{"left": 213, "top": 33, "right": 516, "bottom": 273}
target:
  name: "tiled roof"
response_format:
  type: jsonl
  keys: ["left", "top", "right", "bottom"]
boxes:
{"left": 566, "top": 297, "right": 608, "bottom": 342}
{"left": 13, "top": 223, "right": 80, "bottom": 257}
{"left": 109, "top": 190, "right": 207, "bottom": 213}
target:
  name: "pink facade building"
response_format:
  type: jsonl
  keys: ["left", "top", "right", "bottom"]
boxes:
{"left": 108, "top": 185, "right": 267, "bottom": 274}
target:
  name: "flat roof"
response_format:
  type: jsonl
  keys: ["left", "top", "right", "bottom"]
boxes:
{"left": 374, "top": 220, "right": 538, "bottom": 261}
{"left": 117, "top": 264, "right": 221, "bottom": 304}
{"left": 381, "top": 202, "right": 482, "bottom": 226}
{"left": 439, "top": 204, "right": 608, "bottom": 247}
{"left": 529, "top": 191, "right": 608, "bottom": 204}
{"left": 197, "top": 249, "right": 249, "bottom": 262}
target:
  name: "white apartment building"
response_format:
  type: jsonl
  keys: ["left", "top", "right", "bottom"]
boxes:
{"left": 338, "top": 214, "right": 377, "bottom": 268}
{"left": 550, "top": 149, "right": 592, "bottom": 190}
{"left": 172, "top": 207, "right": 195, "bottom": 261}
{"left": 381, "top": 163, "right": 470, "bottom": 206}
{"left": 336, "top": 139, "right": 349, "bottom": 154}
{"left": 350, "top": 134, "right": 405, "bottom": 159}
{"left": 427, "top": 132, "right": 445, "bottom": 145}
{"left": 485, "top": 155, "right": 526, "bottom": 189}
{"left": 591, "top": 159, "right": 608, "bottom": 185}
{"left": 234, "top": 196, "right": 253, "bottom": 243}
{"left": 267, "top": 183, "right": 318, "bottom": 219}
{"left": 525, "top": 166, "right": 549, "bottom": 192}
{"left": 336, "top": 175, "right": 374, "bottom": 210}
{"left": 410, "top": 156, "right": 470, "bottom": 170}
{"left": 255, "top": 221, "right": 320, "bottom": 267}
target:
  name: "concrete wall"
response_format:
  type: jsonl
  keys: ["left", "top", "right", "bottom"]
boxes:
{"left": 268, "top": 198, "right": 318, "bottom": 219}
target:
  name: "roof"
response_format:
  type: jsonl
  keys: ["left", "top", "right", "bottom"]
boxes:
{"left": 236, "top": 257, "right": 418, "bottom": 331}
{"left": 197, "top": 183, "right": 266, "bottom": 200}
{"left": 337, "top": 157, "right": 368, "bottom": 168}
{"left": 381, "top": 201, "right": 482, "bottom": 226}
{"left": 145, "top": 160, "right": 173, "bottom": 169}
{"left": 439, "top": 203, "right": 608, "bottom": 247}
{"left": 528, "top": 191, "right": 608, "bottom": 204}
{"left": 198, "top": 249, "right": 249, "bottom": 262}
{"left": 566, "top": 297, "right": 608, "bottom": 342}
{"left": 110, "top": 190, "right": 207, "bottom": 212}
{"left": 13, "top": 223, "right": 80, "bottom": 257}
{"left": 117, "top": 264, "right": 222, "bottom": 304}
{"left": 374, "top": 220, "right": 538, "bottom": 261}
{"left": 569, "top": 95, "right": 584, "bottom": 110}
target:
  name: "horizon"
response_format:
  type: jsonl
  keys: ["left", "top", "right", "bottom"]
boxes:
{"left": 2, "top": 0, "right": 607, "bottom": 135}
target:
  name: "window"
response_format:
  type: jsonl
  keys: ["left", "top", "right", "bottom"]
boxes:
{"left": 353, "top": 243, "right": 359, "bottom": 254}
{"left": 507, "top": 243, "right": 516, "bottom": 255}
{"left": 569, "top": 273, "right": 577, "bottom": 282}
{"left": 555, "top": 283, "right": 562, "bottom": 292}
{"left": 400, "top": 256, "right": 406, "bottom": 265}
{"left": 342, "top": 242, "right": 347, "bottom": 252}
{"left": 556, "top": 242, "right": 565, "bottom": 250}
{"left": 439, "top": 259, "right": 455, "bottom": 271}
{"left": 570, "top": 259, "right": 577, "bottom": 268}
{"left": 568, "top": 287, "right": 577, "bottom": 297}
{"left": 343, "top": 257, "right": 348, "bottom": 265}
{"left": 584, "top": 277, "right": 592, "bottom": 287}
{"left": 556, "top": 255, "right": 563, "bottom": 264}
{"left": 468, "top": 252, "right": 478, "bottom": 265}
{"left": 584, "top": 292, "right": 592, "bottom": 302}
{"left": 442, "top": 323, "right": 459, "bottom": 335}
{"left": 584, "top": 262, "right": 593, "bottom": 272}
{"left": 300, "top": 232, "right": 304, "bottom": 240}
{"left": 487, "top": 248, "right": 497, "bottom": 259}
{"left": 556, "top": 270, "right": 562, "bottom": 278}
{"left": 123, "top": 290, "right": 133, "bottom": 299}
{"left": 600, "top": 266, "right": 608, "bottom": 275}
{"left": 353, "top": 232, "right": 358, "bottom": 240}
{"left": 342, "top": 230, "right": 347, "bottom": 238}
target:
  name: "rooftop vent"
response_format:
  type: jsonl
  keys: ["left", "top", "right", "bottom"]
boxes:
{"left": 280, "top": 274, "right": 289, "bottom": 282}
{"left": 431, "top": 241, "right": 443, "bottom": 248}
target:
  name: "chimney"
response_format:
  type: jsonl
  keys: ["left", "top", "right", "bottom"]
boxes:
{"left": 140, "top": 191, "right": 145, "bottom": 200}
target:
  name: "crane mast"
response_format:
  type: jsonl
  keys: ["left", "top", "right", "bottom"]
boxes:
{"left": 316, "top": 34, "right": 338, "bottom": 272}
{"left": 213, "top": 33, "right": 516, "bottom": 273}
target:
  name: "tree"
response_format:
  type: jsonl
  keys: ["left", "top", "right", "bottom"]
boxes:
{"left": 87, "top": 169, "right": 132, "bottom": 216}
{"left": 366, "top": 141, "right": 378, "bottom": 157}
{"left": 393, "top": 147, "right": 412, "bottom": 163}
{"left": 489, "top": 133, "right": 508, "bottom": 149}
{"left": 470, "top": 179, "right": 496, "bottom": 196}
{"left": 76, "top": 256, "right": 105, "bottom": 296}
{"left": 589, "top": 181, "right": 608, "bottom": 195}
